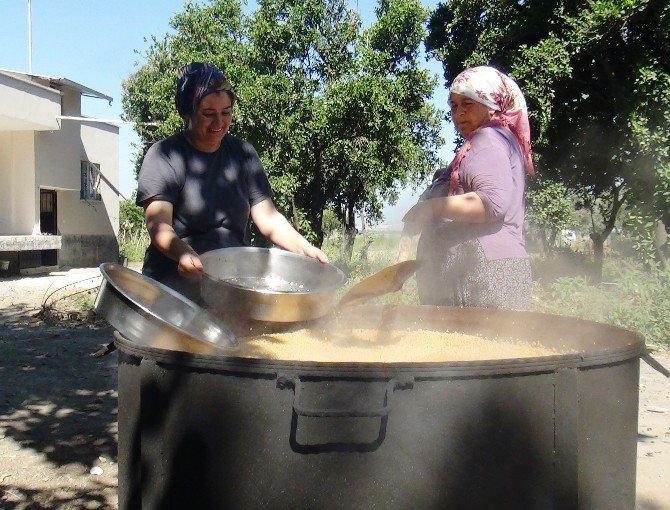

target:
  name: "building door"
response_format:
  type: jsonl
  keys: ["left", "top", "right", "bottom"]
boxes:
{"left": 39, "top": 190, "right": 58, "bottom": 265}
{"left": 40, "top": 190, "right": 57, "bottom": 234}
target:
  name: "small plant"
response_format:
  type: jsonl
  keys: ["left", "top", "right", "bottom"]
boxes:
{"left": 37, "top": 287, "right": 101, "bottom": 326}
{"left": 119, "top": 228, "right": 150, "bottom": 263}
{"left": 119, "top": 196, "right": 150, "bottom": 263}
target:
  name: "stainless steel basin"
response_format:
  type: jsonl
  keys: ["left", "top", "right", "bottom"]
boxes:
{"left": 200, "top": 247, "right": 346, "bottom": 322}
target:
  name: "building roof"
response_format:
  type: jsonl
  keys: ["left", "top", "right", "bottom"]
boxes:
{"left": 0, "top": 68, "right": 113, "bottom": 104}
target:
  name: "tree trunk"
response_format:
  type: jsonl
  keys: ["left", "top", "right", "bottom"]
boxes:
{"left": 341, "top": 203, "right": 357, "bottom": 263}
{"left": 654, "top": 219, "right": 669, "bottom": 270}
{"left": 342, "top": 226, "right": 356, "bottom": 262}
{"left": 539, "top": 226, "right": 551, "bottom": 255}
{"left": 308, "top": 207, "right": 325, "bottom": 248}
{"left": 588, "top": 183, "right": 626, "bottom": 283}
{"left": 590, "top": 232, "right": 605, "bottom": 283}
{"left": 547, "top": 229, "right": 558, "bottom": 253}
{"left": 291, "top": 195, "right": 300, "bottom": 229}
{"left": 359, "top": 210, "right": 368, "bottom": 264}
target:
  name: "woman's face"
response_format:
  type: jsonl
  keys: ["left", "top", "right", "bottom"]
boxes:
{"left": 186, "top": 91, "right": 234, "bottom": 152}
{"left": 449, "top": 92, "right": 495, "bottom": 137}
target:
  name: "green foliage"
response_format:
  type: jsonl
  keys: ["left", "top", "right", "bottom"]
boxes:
{"left": 118, "top": 195, "right": 150, "bottom": 262}
{"left": 625, "top": 210, "right": 658, "bottom": 268}
{"left": 119, "top": 196, "right": 144, "bottom": 236}
{"left": 321, "top": 208, "right": 340, "bottom": 237}
{"left": 526, "top": 179, "right": 577, "bottom": 252}
{"left": 535, "top": 260, "right": 670, "bottom": 347}
{"left": 122, "top": 0, "right": 443, "bottom": 251}
{"left": 70, "top": 290, "right": 97, "bottom": 312}
{"left": 119, "top": 231, "right": 150, "bottom": 263}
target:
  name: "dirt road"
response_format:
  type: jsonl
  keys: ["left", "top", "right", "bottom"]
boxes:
{"left": 0, "top": 267, "right": 668, "bottom": 509}
{"left": 0, "top": 268, "right": 117, "bottom": 509}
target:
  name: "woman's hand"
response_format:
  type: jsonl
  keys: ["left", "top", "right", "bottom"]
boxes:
{"left": 395, "top": 232, "right": 415, "bottom": 263}
{"left": 144, "top": 199, "right": 204, "bottom": 277}
{"left": 251, "top": 199, "right": 330, "bottom": 263}
{"left": 402, "top": 200, "right": 436, "bottom": 235}
{"left": 177, "top": 250, "right": 204, "bottom": 279}
{"left": 302, "top": 244, "right": 329, "bottom": 264}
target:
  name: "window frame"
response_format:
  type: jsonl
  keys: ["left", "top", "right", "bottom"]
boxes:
{"left": 80, "top": 160, "right": 102, "bottom": 201}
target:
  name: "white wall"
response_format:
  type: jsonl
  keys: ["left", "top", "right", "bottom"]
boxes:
{"left": 0, "top": 131, "right": 37, "bottom": 234}
{"left": 50, "top": 120, "right": 119, "bottom": 236}
{"left": 0, "top": 72, "right": 60, "bottom": 131}
{"left": 81, "top": 121, "right": 120, "bottom": 237}
{"left": 34, "top": 121, "right": 81, "bottom": 191}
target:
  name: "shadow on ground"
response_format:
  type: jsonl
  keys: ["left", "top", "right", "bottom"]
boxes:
{"left": 0, "top": 316, "right": 118, "bottom": 508}
{"left": 0, "top": 483, "right": 115, "bottom": 509}
{"left": 0, "top": 303, "right": 44, "bottom": 329}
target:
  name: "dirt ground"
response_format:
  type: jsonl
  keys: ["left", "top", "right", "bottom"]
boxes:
{"left": 0, "top": 266, "right": 668, "bottom": 509}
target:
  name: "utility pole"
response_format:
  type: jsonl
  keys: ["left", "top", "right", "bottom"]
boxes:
{"left": 27, "top": 0, "right": 33, "bottom": 73}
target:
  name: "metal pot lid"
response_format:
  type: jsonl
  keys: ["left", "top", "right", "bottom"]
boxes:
{"left": 96, "top": 263, "right": 237, "bottom": 351}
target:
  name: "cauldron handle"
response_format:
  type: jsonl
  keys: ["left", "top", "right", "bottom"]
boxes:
{"left": 276, "top": 375, "right": 414, "bottom": 418}
{"left": 642, "top": 353, "right": 670, "bottom": 378}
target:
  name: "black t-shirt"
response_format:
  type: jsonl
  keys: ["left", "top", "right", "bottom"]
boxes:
{"left": 136, "top": 132, "right": 272, "bottom": 286}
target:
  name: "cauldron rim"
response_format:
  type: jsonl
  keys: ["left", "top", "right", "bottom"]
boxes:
{"left": 113, "top": 304, "right": 645, "bottom": 379}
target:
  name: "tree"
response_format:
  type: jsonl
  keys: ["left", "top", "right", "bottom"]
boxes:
{"left": 426, "top": 0, "right": 670, "bottom": 279}
{"left": 122, "top": 0, "right": 443, "bottom": 259}
{"left": 122, "top": 0, "right": 247, "bottom": 171}
{"left": 119, "top": 193, "right": 145, "bottom": 238}
{"left": 526, "top": 179, "right": 577, "bottom": 254}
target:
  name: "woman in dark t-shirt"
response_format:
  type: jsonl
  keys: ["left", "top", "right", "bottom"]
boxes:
{"left": 136, "top": 62, "right": 328, "bottom": 300}
{"left": 400, "top": 66, "right": 535, "bottom": 310}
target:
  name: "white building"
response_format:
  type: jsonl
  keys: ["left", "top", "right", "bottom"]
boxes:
{"left": 0, "top": 69, "right": 120, "bottom": 276}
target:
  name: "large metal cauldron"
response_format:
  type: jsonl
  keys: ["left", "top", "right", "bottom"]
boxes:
{"left": 115, "top": 305, "right": 644, "bottom": 510}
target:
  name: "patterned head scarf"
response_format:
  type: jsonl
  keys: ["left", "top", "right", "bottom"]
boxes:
{"left": 175, "top": 62, "right": 237, "bottom": 119}
{"left": 445, "top": 66, "right": 535, "bottom": 195}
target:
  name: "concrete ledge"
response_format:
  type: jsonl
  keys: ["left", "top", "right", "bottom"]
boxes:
{"left": 0, "top": 235, "right": 62, "bottom": 250}
{"left": 20, "top": 265, "right": 59, "bottom": 276}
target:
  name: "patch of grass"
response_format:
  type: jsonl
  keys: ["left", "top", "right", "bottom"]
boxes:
{"left": 534, "top": 260, "right": 670, "bottom": 347}
{"left": 69, "top": 289, "right": 97, "bottom": 311}
{"left": 119, "top": 230, "right": 150, "bottom": 263}
{"left": 37, "top": 288, "right": 104, "bottom": 327}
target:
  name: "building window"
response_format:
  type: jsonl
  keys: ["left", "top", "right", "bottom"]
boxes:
{"left": 81, "top": 161, "right": 102, "bottom": 201}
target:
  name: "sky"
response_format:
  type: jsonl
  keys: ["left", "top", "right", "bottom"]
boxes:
{"left": 1, "top": 0, "right": 455, "bottom": 227}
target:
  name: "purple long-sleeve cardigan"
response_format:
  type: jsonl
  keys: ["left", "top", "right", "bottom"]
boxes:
{"left": 432, "top": 125, "right": 528, "bottom": 261}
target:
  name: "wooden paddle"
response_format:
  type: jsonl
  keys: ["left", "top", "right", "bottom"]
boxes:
{"left": 338, "top": 259, "right": 422, "bottom": 307}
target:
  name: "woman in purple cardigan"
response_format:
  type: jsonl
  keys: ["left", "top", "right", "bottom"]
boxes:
{"left": 401, "top": 66, "right": 535, "bottom": 310}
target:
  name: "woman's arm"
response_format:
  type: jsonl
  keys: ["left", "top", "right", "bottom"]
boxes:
{"left": 143, "top": 199, "right": 204, "bottom": 278}
{"left": 401, "top": 192, "right": 486, "bottom": 235}
{"left": 250, "top": 199, "right": 329, "bottom": 263}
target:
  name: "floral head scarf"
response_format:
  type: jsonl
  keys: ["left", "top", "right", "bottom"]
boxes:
{"left": 445, "top": 66, "right": 535, "bottom": 195}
